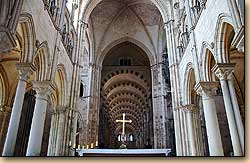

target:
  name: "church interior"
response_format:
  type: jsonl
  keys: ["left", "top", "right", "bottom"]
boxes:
{"left": 0, "top": 0, "right": 244, "bottom": 156}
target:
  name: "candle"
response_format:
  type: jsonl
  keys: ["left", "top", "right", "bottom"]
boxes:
{"left": 86, "top": 145, "right": 89, "bottom": 149}
{"left": 95, "top": 141, "right": 98, "bottom": 147}
{"left": 91, "top": 143, "right": 94, "bottom": 148}
{"left": 78, "top": 145, "right": 80, "bottom": 149}
{"left": 82, "top": 145, "right": 85, "bottom": 149}
{"left": 73, "top": 143, "right": 76, "bottom": 149}
{"left": 69, "top": 141, "right": 71, "bottom": 147}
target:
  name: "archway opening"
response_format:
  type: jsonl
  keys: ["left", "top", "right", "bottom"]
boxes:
{"left": 99, "top": 41, "right": 153, "bottom": 149}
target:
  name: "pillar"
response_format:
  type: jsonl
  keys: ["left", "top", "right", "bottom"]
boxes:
{"left": 193, "top": 108, "right": 204, "bottom": 156}
{"left": 0, "top": 106, "right": 11, "bottom": 153}
{"left": 55, "top": 106, "right": 66, "bottom": 156}
{"left": 26, "top": 81, "right": 51, "bottom": 156}
{"left": 185, "top": 105, "right": 198, "bottom": 156}
{"left": 2, "top": 63, "right": 35, "bottom": 156}
{"left": 213, "top": 63, "right": 242, "bottom": 156}
{"left": 179, "top": 109, "right": 187, "bottom": 155}
{"left": 228, "top": 73, "right": 244, "bottom": 154}
{"left": 47, "top": 109, "right": 57, "bottom": 156}
{"left": 68, "top": 108, "right": 78, "bottom": 156}
{"left": 194, "top": 82, "right": 224, "bottom": 156}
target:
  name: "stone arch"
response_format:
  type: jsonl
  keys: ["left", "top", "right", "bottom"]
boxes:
{"left": 96, "top": 37, "right": 156, "bottom": 67}
{"left": 214, "top": 13, "right": 236, "bottom": 63}
{"left": 81, "top": 0, "right": 169, "bottom": 24}
{"left": 203, "top": 49, "right": 218, "bottom": 82}
{"left": 33, "top": 41, "right": 50, "bottom": 81}
{"left": 199, "top": 41, "right": 216, "bottom": 81}
{"left": 0, "top": 0, "right": 23, "bottom": 34}
{"left": 183, "top": 62, "right": 197, "bottom": 105}
{"left": 19, "top": 13, "right": 36, "bottom": 63}
{"left": 0, "top": 65, "right": 8, "bottom": 107}
{"left": 54, "top": 64, "right": 68, "bottom": 106}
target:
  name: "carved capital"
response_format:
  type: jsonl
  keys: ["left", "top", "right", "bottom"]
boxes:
{"left": 54, "top": 105, "right": 67, "bottom": 113}
{"left": 16, "top": 63, "right": 36, "bottom": 81}
{"left": 194, "top": 81, "right": 220, "bottom": 99}
{"left": 212, "top": 63, "right": 236, "bottom": 80}
{"left": 183, "top": 104, "right": 199, "bottom": 113}
{"left": 68, "top": 107, "right": 78, "bottom": 118}
{"left": 32, "top": 81, "right": 52, "bottom": 101}
{"left": 0, "top": 105, "right": 11, "bottom": 113}
{"left": 164, "top": 19, "right": 174, "bottom": 29}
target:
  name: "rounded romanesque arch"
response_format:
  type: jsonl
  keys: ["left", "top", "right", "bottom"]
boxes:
{"left": 19, "top": 13, "right": 36, "bottom": 63}
{"left": 54, "top": 65, "right": 68, "bottom": 107}
{"left": 33, "top": 41, "right": 50, "bottom": 82}
{"left": 183, "top": 62, "right": 196, "bottom": 105}
{"left": 214, "top": 14, "right": 236, "bottom": 63}
{"left": 202, "top": 48, "right": 218, "bottom": 82}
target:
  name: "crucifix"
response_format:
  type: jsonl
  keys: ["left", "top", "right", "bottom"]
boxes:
{"left": 115, "top": 113, "right": 132, "bottom": 143}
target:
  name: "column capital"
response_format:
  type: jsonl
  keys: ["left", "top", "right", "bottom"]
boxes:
{"left": 0, "top": 105, "right": 11, "bottom": 113}
{"left": 67, "top": 107, "right": 78, "bottom": 118}
{"left": 194, "top": 81, "right": 220, "bottom": 98}
{"left": 212, "top": 63, "right": 236, "bottom": 80}
{"left": 32, "top": 81, "right": 52, "bottom": 101}
{"left": 183, "top": 104, "right": 199, "bottom": 113}
{"left": 164, "top": 19, "right": 175, "bottom": 26}
{"left": 16, "top": 63, "right": 36, "bottom": 81}
{"left": 54, "top": 105, "right": 67, "bottom": 113}
{"left": 78, "top": 20, "right": 88, "bottom": 29}
{"left": 89, "top": 63, "right": 101, "bottom": 70}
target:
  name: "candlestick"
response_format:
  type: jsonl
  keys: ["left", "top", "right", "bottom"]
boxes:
{"left": 73, "top": 143, "right": 76, "bottom": 149}
{"left": 78, "top": 145, "right": 80, "bottom": 149}
{"left": 91, "top": 143, "right": 94, "bottom": 148}
{"left": 95, "top": 141, "right": 98, "bottom": 146}
{"left": 69, "top": 141, "right": 71, "bottom": 147}
{"left": 82, "top": 145, "right": 85, "bottom": 149}
{"left": 86, "top": 145, "right": 89, "bottom": 149}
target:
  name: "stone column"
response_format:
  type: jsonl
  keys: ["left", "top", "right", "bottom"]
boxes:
{"left": 228, "top": 73, "right": 244, "bottom": 154}
{"left": 55, "top": 106, "right": 66, "bottom": 156}
{"left": 194, "top": 82, "right": 224, "bottom": 156}
{"left": 212, "top": 63, "right": 242, "bottom": 156}
{"left": 47, "top": 109, "right": 57, "bottom": 156}
{"left": 0, "top": 106, "right": 11, "bottom": 153}
{"left": 68, "top": 108, "right": 78, "bottom": 156}
{"left": 26, "top": 81, "right": 51, "bottom": 156}
{"left": 179, "top": 108, "right": 187, "bottom": 156}
{"left": 185, "top": 105, "right": 198, "bottom": 156}
{"left": 183, "top": 110, "right": 190, "bottom": 155}
{"left": 193, "top": 109, "right": 204, "bottom": 156}
{"left": 2, "top": 63, "right": 35, "bottom": 156}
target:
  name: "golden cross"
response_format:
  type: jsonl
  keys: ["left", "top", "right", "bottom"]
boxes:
{"left": 115, "top": 113, "right": 132, "bottom": 142}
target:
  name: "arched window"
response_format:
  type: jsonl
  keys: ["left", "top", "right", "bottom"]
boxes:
{"left": 129, "top": 134, "right": 134, "bottom": 142}
{"left": 80, "top": 82, "right": 84, "bottom": 97}
{"left": 119, "top": 57, "right": 132, "bottom": 66}
{"left": 118, "top": 134, "right": 121, "bottom": 141}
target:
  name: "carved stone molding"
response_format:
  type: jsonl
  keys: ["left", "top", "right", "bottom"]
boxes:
{"left": 54, "top": 105, "right": 67, "bottom": 113}
{"left": 0, "top": 105, "right": 11, "bottom": 113}
{"left": 32, "top": 80, "right": 52, "bottom": 101}
{"left": 194, "top": 81, "right": 220, "bottom": 99}
{"left": 212, "top": 63, "right": 236, "bottom": 80}
{"left": 16, "top": 63, "right": 36, "bottom": 81}
{"left": 182, "top": 104, "right": 199, "bottom": 113}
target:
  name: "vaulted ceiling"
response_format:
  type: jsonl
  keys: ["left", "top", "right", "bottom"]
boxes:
{"left": 100, "top": 42, "right": 152, "bottom": 134}
{"left": 89, "top": 0, "right": 164, "bottom": 61}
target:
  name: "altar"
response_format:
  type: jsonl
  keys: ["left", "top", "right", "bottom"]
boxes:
{"left": 75, "top": 149, "right": 172, "bottom": 157}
